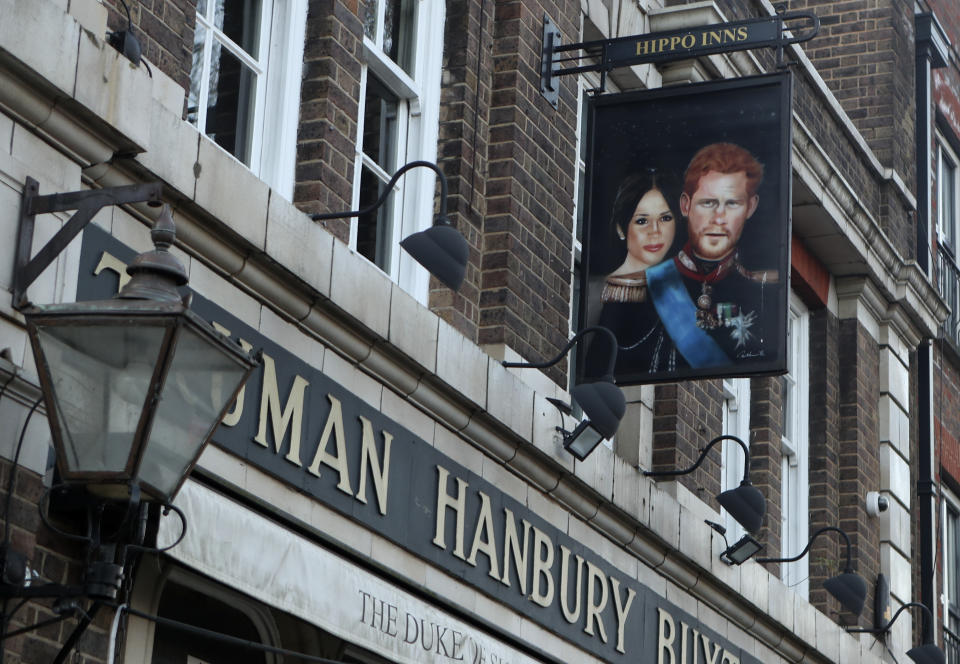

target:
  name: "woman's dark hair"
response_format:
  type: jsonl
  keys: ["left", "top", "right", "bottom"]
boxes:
{"left": 610, "top": 169, "right": 681, "bottom": 240}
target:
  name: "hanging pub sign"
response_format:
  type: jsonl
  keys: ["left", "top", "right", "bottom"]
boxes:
{"left": 577, "top": 72, "right": 792, "bottom": 385}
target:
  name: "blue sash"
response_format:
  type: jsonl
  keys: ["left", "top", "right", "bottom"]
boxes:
{"left": 646, "top": 260, "right": 729, "bottom": 368}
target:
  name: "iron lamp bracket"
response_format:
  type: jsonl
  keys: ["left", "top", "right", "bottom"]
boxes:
{"left": 13, "top": 177, "right": 163, "bottom": 308}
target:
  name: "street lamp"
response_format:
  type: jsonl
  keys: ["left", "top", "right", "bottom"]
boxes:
{"left": 311, "top": 160, "right": 469, "bottom": 291}
{"left": 757, "top": 526, "right": 868, "bottom": 616}
{"left": 1, "top": 180, "right": 259, "bottom": 654}
{"left": 18, "top": 202, "right": 258, "bottom": 503}
{"left": 645, "top": 435, "right": 766, "bottom": 534}
{"left": 14, "top": 180, "right": 260, "bottom": 501}
{"left": 504, "top": 326, "right": 626, "bottom": 460}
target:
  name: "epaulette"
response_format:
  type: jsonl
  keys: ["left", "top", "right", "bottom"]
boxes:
{"left": 736, "top": 264, "right": 780, "bottom": 283}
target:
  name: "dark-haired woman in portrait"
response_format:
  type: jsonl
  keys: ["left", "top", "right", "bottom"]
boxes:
{"left": 585, "top": 170, "right": 684, "bottom": 377}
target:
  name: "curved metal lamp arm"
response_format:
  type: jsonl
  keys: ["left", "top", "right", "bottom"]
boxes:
{"left": 644, "top": 435, "right": 752, "bottom": 485}
{"left": 124, "top": 502, "right": 188, "bottom": 555}
{"left": 846, "top": 602, "right": 934, "bottom": 636}
{"left": 757, "top": 525, "right": 854, "bottom": 572}
{"left": 310, "top": 160, "right": 449, "bottom": 223}
{"left": 501, "top": 326, "right": 619, "bottom": 382}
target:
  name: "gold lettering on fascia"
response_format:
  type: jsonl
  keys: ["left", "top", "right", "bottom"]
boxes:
{"left": 211, "top": 322, "right": 254, "bottom": 427}
{"left": 355, "top": 415, "right": 392, "bottom": 515}
{"left": 432, "top": 465, "right": 636, "bottom": 654}
{"left": 94, "top": 252, "right": 132, "bottom": 291}
{"left": 656, "top": 607, "right": 740, "bottom": 664}
{"left": 636, "top": 25, "right": 751, "bottom": 56}
{"left": 307, "top": 393, "right": 352, "bottom": 494}
{"left": 559, "top": 546, "right": 584, "bottom": 623}
{"left": 255, "top": 353, "right": 309, "bottom": 466}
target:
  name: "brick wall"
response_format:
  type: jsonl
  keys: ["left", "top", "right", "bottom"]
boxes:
{"left": 102, "top": 0, "right": 195, "bottom": 102}
{"left": 749, "top": 375, "right": 784, "bottom": 554}
{"left": 786, "top": 0, "right": 916, "bottom": 184}
{"left": 293, "top": 0, "right": 364, "bottom": 240}
{"left": 807, "top": 308, "right": 842, "bottom": 613}
{"left": 431, "top": 0, "right": 496, "bottom": 335}
{"left": 787, "top": 0, "right": 916, "bottom": 260}
{"left": 0, "top": 461, "right": 112, "bottom": 663}
{"left": 651, "top": 381, "right": 724, "bottom": 509}
{"left": 836, "top": 319, "right": 881, "bottom": 627}
{"left": 476, "top": 0, "right": 579, "bottom": 379}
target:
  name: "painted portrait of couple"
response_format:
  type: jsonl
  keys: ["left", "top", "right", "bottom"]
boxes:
{"left": 580, "top": 74, "right": 791, "bottom": 385}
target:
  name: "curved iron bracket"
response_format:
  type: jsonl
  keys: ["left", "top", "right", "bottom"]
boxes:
{"left": 13, "top": 177, "right": 163, "bottom": 308}
{"left": 540, "top": 10, "right": 820, "bottom": 100}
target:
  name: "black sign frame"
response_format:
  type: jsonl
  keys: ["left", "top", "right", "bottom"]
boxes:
{"left": 577, "top": 72, "right": 793, "bottom": 386}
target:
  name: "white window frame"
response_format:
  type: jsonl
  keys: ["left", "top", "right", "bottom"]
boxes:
{"left": 938, "top": 135, "right": 959, "bottom": 257}
{"left": 189, "top": 0, "right": 307, "bottom": 199}
{"left": 351, "top": 0, "right": 444, "bottom": 303}
{"left": 721, "top": 377, "right": 751, "bottom": 542}
{"left": 569, "top": 72, "right": 621, "bottom": 432}
{"left": 780, "top": 292, "right": 809, "bottom": 596}
{"left": 943, "top": 488, "right": 960, "bottom": 651}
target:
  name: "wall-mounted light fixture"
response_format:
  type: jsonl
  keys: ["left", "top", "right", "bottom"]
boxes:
{"left": 106, "top": 0, "right": 143, "bottom": 66}
{"left": 847, "top": 601, "right": 944, "bottom": 664}
{"left": 504, "top": 326, "right": 625, "bottom": 460}
{"left": 757, "top": 526, "right": 867, "bottom": 616}
{"left": 645, "top": 435, "right": 766, "bottom": 534}
{"left": 3, "top": 179, "right": 259, "bottom": 659}
{"left": 311, "top": 160, "right": 469, "bottom": 291}
{"left": 705, "top": 520, "right": 764, "bottom": 565}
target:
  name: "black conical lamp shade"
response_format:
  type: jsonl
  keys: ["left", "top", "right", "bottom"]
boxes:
{"left": 907, "top": 643, "right": 945, "bottom": 664}
{"left": 571, "top": 381, "right": 626, "bottom": 440}
{"left": 717, "top": 482, "right": 766, "bottom": 534}
{"left": 400, "top": 224, "right": 469, "bottom": 291}
{"left": 824, "top": 571, "right": 867, "bottom": 616}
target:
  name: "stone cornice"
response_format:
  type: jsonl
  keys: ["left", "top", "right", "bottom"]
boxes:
{"left": 794, "top": 117, "right": 947, "bottom": 340}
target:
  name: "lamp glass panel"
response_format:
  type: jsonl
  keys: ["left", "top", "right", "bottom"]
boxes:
{"left": 566, "top": 423, "right": 604, "bottom": 460}
{"left": 35, "top": 324, "right": 168, "bottom": 475}
{"left": 140, "top": 326, "right": 249, "bottom": 499}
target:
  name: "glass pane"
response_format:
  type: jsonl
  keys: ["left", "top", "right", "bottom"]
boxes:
{"left": 362, "top": 0, "right": 377, "bottom": 41}
{"left": 153, "top": 581, "right": 268, "bottom": 664}
{"left": 950, "top": 508, "right": 960, "bottom": 611}
{"left": 205, "top": 42, "right": 257, "bottom": 165}
{"left": 384, "top": 0, "right": 416, "bottom": 73}
{"left": 36, "top": 324, "right": 168, "bottom": 475}
{"left": 361, "top": 75, "right": 398, "bottom": 168}
{"left": 357, "top": 167, "right": 393, "bottom": 272}
{"left": 187, "top": 22, "right": 207, "bottom": 127}
{"left": 945, "top": 156, "right": 957, "bottom": 251}
{"left": 140, "top": 326, "right": 249, "bottom": 499}
{"left": 213, "top": 0, "right": 262, "bottom": 57}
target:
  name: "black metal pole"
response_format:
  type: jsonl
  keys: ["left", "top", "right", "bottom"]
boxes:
{"left": 51, "top": 602, "right": 101, "bottom": 664}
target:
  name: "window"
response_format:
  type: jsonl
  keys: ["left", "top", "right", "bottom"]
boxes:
{"left": 937, "top": 136, "right": 960, "bottom": 347}
{"left": 943, "top": 490, "right": 960, "bottom": 664}
{"left": 188, "top": 0, "right": 307, "bottom": 197}
{"left": 939, "top": 138, "right": 959, "bottom": 256}
{"left": 130, "top": 561, "right": 395, "bottom": 664}
{"left": 780, "top": 293, "right": 809, "bottom": 596}
{"left": 721, "top": 377, "right": 751, "bottom": 541}
{"left": 352, "top": 0, "right": 444, "bottom": 298}
{"left": 153, "top": 575, "right": 277, "bottom": 664}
